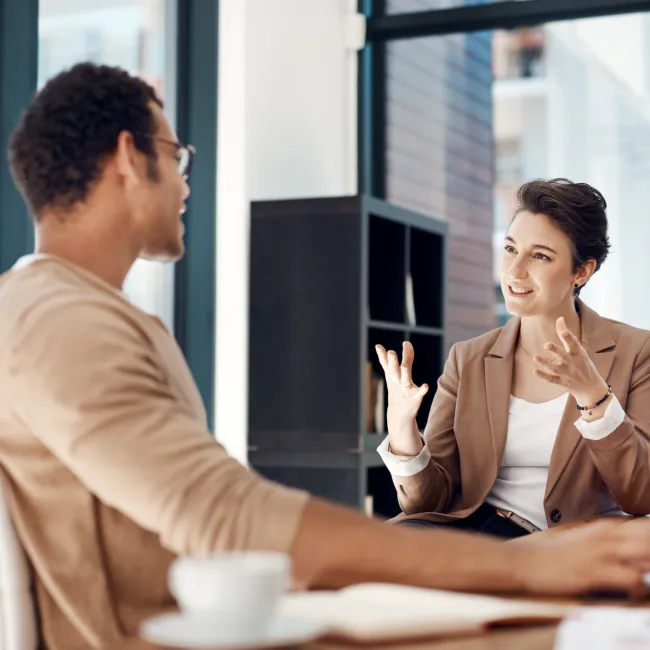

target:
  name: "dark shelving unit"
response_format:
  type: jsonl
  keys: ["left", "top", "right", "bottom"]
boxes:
{"left": 248, "top": 195, "right": 447, "bottom": 518}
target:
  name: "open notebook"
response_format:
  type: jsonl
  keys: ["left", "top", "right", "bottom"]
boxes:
{"left": 279, "top": 583, "right": 573, "bottom": 643}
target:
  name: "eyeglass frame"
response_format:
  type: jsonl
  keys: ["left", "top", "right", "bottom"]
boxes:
{"left": 154, "top": 136, "right": 196, "bottom": 179}
{"left": 132, "top": 131, "right": 195, "bottom": 179}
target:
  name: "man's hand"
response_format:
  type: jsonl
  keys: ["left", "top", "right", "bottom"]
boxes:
{"left": 516, "top": 519, "right": 650, "bottom": 597}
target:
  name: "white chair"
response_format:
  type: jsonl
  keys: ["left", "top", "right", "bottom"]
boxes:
{"left": 0, "top": 475, "right": 38, "bottom": 650}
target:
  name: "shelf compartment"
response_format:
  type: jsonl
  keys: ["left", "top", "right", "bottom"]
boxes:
{"left": 368, "top": 215, "right": 406, "bottom": 324}
{"left": 409, "top": 226, "right": 445, "bottom": 329}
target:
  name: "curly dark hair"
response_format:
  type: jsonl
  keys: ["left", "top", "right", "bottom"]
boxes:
{"left": 8, "top": 62, "right": 163, "bottom": 218}
{"left": 514, "top": 178, "right": 611, "bottom": 296}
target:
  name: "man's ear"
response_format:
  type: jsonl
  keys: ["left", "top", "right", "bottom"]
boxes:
{"left": 114, "top": 130, "right": 143, "bottom": 186}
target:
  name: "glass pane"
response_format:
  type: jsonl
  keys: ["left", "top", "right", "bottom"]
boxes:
{"left": 380, "top": 12, "right": 650, "bottom": 342}
{"left": 383, "top": 30, "right": 495, "bottom": 344}
{"left": 38, "top": 0, "right": 177, "bottom": 330}
{"left": 493, "top": 14, "right": 650, "bottom": 329}
{"left": 385, "top": 0, "right": 531, "bottom": 13}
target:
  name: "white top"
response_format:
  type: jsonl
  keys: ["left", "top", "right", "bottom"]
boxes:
{"left": 485, "top": 394, "right": 568, "bottom": 530}
{"left": 377, "top": 394, "right": 626, "bottom": 529}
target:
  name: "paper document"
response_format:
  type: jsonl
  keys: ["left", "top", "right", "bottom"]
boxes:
{"left": 280, "top": 583, "right": 572, "bottom": 643}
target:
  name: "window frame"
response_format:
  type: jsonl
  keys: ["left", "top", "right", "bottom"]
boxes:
{"left": 0, "top": 0, "right": 218, "bottom": 428}
{"left": 358, "top": 0, "right": 650, "bottom": 195}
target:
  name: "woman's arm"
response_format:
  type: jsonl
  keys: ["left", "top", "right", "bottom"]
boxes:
{"left": 378, "top": 343, "right": 462, "bottom": 515}
{"left": 534, "top": 320, "right": 650, "bottom": 516}
{"left": 582, "top": 337, "right": 650, "bottom": 515}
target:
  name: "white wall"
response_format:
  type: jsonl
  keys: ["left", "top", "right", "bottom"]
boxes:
{"left": 215, "top": 0, "right": 359, "bottom": 462}
{"left": 246, "top": 0, "right": 358, "bottom": 200}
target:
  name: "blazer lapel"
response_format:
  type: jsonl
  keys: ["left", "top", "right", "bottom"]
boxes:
{"left": 485, "top": 317, "right": 519, "bottom": 470}
{"left": 545, "top": 301, "right": 617, "bottom": 500}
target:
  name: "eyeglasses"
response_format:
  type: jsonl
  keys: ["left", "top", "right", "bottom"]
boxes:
{"left": 154, "top": 137, "right": 196, "bottom": 179}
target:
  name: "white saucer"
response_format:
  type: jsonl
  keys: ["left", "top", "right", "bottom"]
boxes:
{"left": 140, "top": 613, "right": 326, "bottom": 650}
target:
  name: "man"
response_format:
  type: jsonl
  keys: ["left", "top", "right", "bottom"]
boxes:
{"left": 1, "top": 62, "right": 649, "bottom": 650}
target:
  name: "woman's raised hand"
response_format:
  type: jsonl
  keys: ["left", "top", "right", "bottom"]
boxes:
{"left": 375, "top": 341, "right": 428, "bottom": 455}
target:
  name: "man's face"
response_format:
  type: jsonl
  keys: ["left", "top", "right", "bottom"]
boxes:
{"left": 131, "top": 103, "right": 191, "bottom": 262}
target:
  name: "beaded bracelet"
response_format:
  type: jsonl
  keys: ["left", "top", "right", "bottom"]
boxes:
{"left": 576, "top": 385, "right": 612, "bottom": 416}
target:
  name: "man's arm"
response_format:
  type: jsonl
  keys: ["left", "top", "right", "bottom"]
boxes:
{"left": 7, "top": 298, "right": 650, "bottom": 598}
{"left": 293, "top": 499, "right": 650, "bottom": 597}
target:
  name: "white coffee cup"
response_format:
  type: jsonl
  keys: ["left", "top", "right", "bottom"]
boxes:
{"left": 169, "top": 551, "right": 291, "bottom": 639}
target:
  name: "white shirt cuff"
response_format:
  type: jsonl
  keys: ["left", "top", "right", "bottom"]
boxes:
{"left": 574, "top": 394, "right": 626, "bottom": 441}
{"left": 376, "top": 435, "right": 431, "bottom": 477}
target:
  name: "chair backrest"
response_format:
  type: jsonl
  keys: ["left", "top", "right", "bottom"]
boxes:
{"left": 0, "top": 476, "right": 38, "bottom": 650}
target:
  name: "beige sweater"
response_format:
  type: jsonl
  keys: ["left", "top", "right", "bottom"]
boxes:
{"left": 0, "top": 256, "right": 308, "bottom": 650}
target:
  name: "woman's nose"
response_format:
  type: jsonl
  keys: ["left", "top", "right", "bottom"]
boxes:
{"left": 508, "top": 257, "right": 528, "bottom": 279}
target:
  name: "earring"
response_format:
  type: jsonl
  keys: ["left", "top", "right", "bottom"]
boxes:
{"left": 574, "top": 283, "right": 579, "bottom": 288}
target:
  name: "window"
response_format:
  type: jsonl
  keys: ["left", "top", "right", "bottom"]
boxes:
{"left": 382, "top": 30, "right": 496, "bottom": 344}
{"left": 371, "top": 8, "right": 650, "bottom": 334}
{"left": 494, "top": 14, "right": 650, "bottom": 328}
{"left": 38, "top": 0, "right": 177, "bottom": 329}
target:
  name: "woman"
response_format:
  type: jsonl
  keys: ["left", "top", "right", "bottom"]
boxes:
{"left": 376, "top": 178, "right": 650, "bottom": 539}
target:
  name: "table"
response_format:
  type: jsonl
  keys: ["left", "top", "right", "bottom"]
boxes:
{"left": 312, "top": 625, "right": 558, "bottom": 650}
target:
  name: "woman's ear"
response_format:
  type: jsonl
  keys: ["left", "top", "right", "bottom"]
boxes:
{"left": 574, "top": 259, "right": 597, "bottom": 288}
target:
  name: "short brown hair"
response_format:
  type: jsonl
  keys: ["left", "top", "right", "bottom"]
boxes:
{"left": 515, "top": 178, "right": 611, "bottom": 295}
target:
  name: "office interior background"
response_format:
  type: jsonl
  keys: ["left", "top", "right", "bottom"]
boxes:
{"left": 1, "top": 0, "right": 650, "bottom": 518}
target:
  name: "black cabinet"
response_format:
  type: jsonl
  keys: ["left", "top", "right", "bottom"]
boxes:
{"left": 248, "top": 195, "right": 447, "bottom": 518}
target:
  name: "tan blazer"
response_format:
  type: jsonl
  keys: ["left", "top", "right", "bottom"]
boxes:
{"left": 393, "top": 301, "right": 650, "bottom": 528}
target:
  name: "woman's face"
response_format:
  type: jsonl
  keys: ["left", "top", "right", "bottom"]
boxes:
{"left": 500, "top": 210, "right": 592, "bottom": 318}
